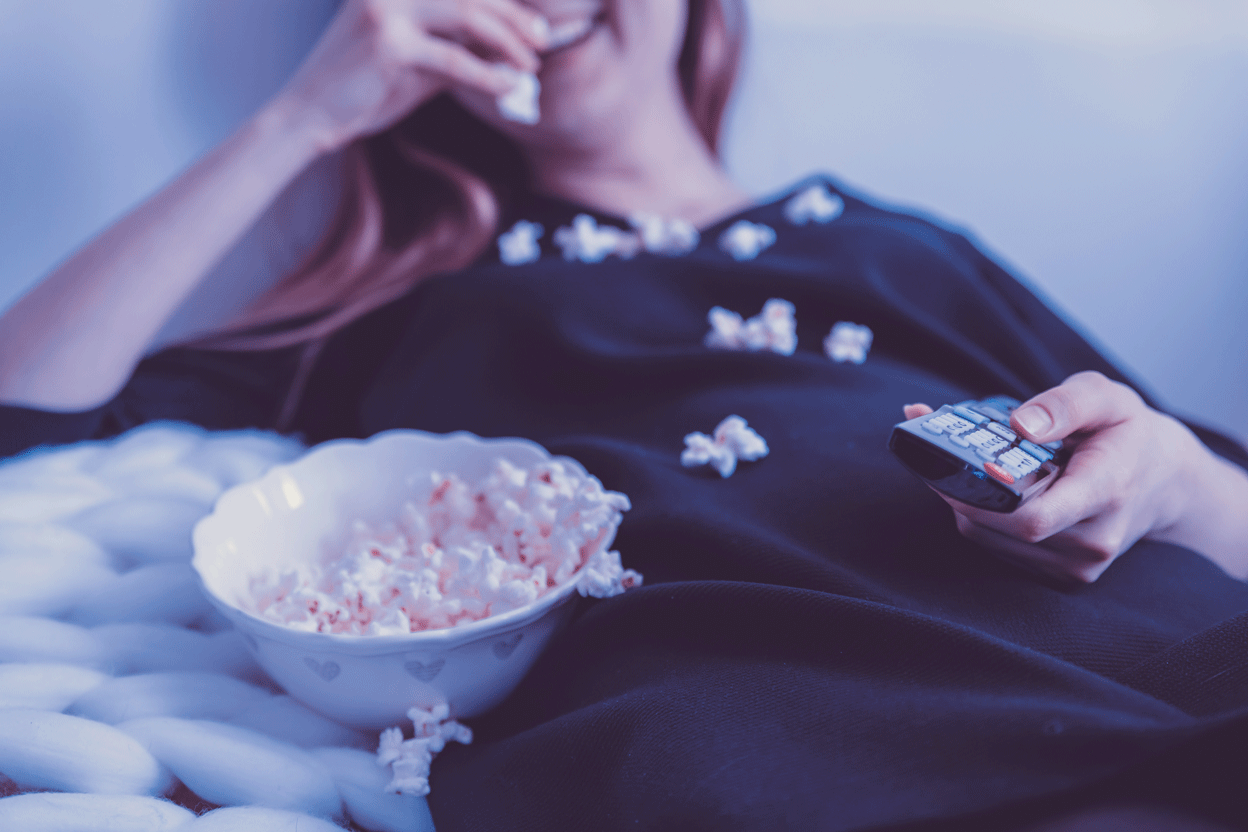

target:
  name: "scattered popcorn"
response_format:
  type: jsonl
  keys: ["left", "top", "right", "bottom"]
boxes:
{"left": 824, "top": 321, "right": 874, "bottom": 364}
{"left": 497, "top": 220, "right": 544, "bottom": 266}
{"left": 496, "top": 67, "right": 541, "bottom": 125}
{"left": 718, "top": 220, "right": 776, "bottom": 262}
{"left": 377, "top": 704, "right": 472, "bottom": 797}
{"left": 784, "top": 184, "right": 844, "bottom": 226}
{"left": 628, "top": 212, "right": 700, "bottom": 256}
{"left": 681, "top": 415, "right": 769, "bottom": 478}
{"left": 553, "top": 214, "right": 641, "bottom": 263}
{"left": 246, "top": 459, "right": 636, "bottom": 635}
{"left": 703, "top": 298, "right": 797, "bottom": 355}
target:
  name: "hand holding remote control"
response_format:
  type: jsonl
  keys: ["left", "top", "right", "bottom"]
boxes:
{"left": 891, "top": 395, "right": 1067, "bottom": 513}
{"left": 891, "top": 371, "right": 1248, "bottom": 584}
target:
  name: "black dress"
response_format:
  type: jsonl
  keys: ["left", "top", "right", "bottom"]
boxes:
{"left": 6, "top": 177, "right": 1248, "bottom": 831}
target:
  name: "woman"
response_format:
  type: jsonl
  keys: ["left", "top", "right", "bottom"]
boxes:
{"left": 2, "top": 1, "right": 1248, "bottom": 828}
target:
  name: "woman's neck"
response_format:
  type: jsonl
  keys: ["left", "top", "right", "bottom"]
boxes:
{"left": 522, "top": 90, "right": 753, "bottom": 229}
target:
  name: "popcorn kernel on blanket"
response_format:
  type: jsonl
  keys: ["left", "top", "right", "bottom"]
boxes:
{"left": 704, "top": 298, "right": 797, "bottom": 355}
{"left": 497, "top": 220, "right": 544, "bottom": 266}
{"left": 554, "top": 214, "right": 640, "bottom": 263}
{"left": 718, "top": 220, "right": 776, "bottom": 261}
{"left": 824, "top": 321, "right": 874, "bottom": 364}
{"left": 628, "top": 212, "right": 700, "bottom": 256}
{"left": 247, "top": 458, "right": 637, "bottom": 635}
{"left": 784, "top": 183, "right": 844, "bottom": 226}
{"left": 682, "top": 415, "right": 769, "bottom": 478}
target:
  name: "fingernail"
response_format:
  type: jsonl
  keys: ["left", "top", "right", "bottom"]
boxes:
{"left": 1013, "top": 405, "right": 1052, "bottom": 439}
{"left": 532, "top": 15, "right": 551, "bottom": 42}
{"left": 492, "top": 62, "right": 521, "bottom": 86}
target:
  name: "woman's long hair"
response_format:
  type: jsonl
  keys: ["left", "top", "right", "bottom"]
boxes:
{"left": 193, "top": 0, "right": 746, "bottom": 421}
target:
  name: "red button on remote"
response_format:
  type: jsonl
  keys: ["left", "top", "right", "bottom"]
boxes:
{"left": 983, "top": 462, "right": 1015, "bottom": 485}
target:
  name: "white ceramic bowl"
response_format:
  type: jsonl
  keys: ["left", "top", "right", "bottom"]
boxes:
{"left": 192, "top": 429, "right": 617, "bottom": 730}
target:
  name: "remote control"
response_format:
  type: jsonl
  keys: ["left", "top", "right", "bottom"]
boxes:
{"left": 888, "top": 396, "right": 1069, "bottom": 512}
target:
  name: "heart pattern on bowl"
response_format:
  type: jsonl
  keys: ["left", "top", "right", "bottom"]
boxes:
{"left": 493, "top": 633, "right": 523, "bottom": 660}
{"left": 304, "top": 657, "right": 340, "bottom": 682}
{"left": 404, "top": 658, "right": 445, "bottom": 682}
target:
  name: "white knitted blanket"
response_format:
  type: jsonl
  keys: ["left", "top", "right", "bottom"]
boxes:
{"left": 0, "top": 422, "right": 435, "bottom": 831}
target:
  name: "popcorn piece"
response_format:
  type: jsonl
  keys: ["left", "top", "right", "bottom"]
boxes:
{"left": 824, "top": 321, "right": 873, "bottom": 364}
{"left": 553, "top": 214, "right": 641, "bottom": 263}
{"left": 496, "top": 67, "right": 540, "bottom": 125}
{"left": 784, "top": 184, "right": 844, "bottom": 226}
{"left": 497, "top": 220, "right": 544, "bottom": 266}
{"left": 704, "top": 298, "right": 797, "bottom": 356}
{"left": 718, "top": 220, "right": 776, "bottom": 262}
{"left": 628, "top": 212, "right": 700, "bottom": 256}
{"left": 681, "top": 415, "right": 769, "bottom": 478}
{"left": 577, "top": 548, "right": 643, "bottom": 598}
{"left": 377, "top": 704, "right": 473, "bottom": 798}
{"left": 247, "top": 458, "right": 638, "bottom": 635}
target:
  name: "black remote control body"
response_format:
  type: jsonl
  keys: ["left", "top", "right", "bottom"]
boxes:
{"left": 888, "top": 396, "right": 1069, "bottom": 513}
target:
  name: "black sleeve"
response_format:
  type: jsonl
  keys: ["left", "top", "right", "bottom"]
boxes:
{"left": 0, "top": 345, "right": 301, "bottom": 459}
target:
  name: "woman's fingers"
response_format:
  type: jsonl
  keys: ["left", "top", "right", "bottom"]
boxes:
{"left": 926, "top": 373, "right": 1188, "bottom": 582}
{"left": 902, "top": 403, "right": 934, "bottom": 420}
{"left": 478, "top": 0, "right": 552, "bottom": 51}
{"left": 951, "top": 512, "right": 1117, "bottom": 583}
{"left": 370, "top": 0, "right": 544, "bottom": 99}
{"left": 425, "top": 2, "right": 544, "bottom": 73}
{"left": 1010, "top": 371, "right": 1142, "bottom": 444}
{"left": 937, "top": 440, "right": 1121, "bottom": 541}
{"left": 389, "top": 29, "right": 522, "bottom": 96}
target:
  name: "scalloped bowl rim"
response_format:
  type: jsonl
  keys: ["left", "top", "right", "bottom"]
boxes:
{"left": 191, "top": 429, "right": 608, "bottom": 653}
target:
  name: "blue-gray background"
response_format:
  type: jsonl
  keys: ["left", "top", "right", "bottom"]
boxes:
{"left": 1, "top": 0, "right": 1244, "bottom": 443}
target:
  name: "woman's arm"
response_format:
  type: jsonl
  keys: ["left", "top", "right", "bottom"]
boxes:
{"left": 0, "top": 106, "right": 324, "bottom": 410}
{"left": 908, "top": 372, "right": 1248, "bottom": 582}
{"left": 0, "top": 0, "right": 547, "bottom": 412}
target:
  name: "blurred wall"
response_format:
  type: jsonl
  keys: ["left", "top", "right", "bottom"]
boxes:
{"left": 0, "top": 0, "right": 1245, "bottom": 442}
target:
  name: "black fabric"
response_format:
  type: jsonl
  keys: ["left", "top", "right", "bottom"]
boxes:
{"left": 5, "top": 175, "right": 1248, "bottom": 829}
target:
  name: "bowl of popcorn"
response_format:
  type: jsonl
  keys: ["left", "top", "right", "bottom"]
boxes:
{"left": 191, "top": 429, "right": 639, "bottom": 730}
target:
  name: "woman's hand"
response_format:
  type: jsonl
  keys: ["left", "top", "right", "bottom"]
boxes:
{"left": 271, "top": 0, "right": 551, "bottom": 153}
{"left": 907, "top": 371, "right": 1248, "bottom": 583}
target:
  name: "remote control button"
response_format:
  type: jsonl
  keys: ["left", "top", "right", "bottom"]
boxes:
{"left": 965, "top": 429, "right": 995, "bottom": 448}
{"left": 1019, "top": 440, "right": 1054, "bottom": 462}
{"left": 977, "top": 404, "right": 1011, "bottom": 422}
{"left": 986, "top": 422, "right": 1017, "bottom": 442}
{"left": 949, "top": 433, "right": 971, "bottom": 447}
{"left": 945, "top": 417, "right": 974, "bottom": 436}
{"left": 953, "top": 406, "right": 989, "bottom": 425}
{"left": 921, "top": 419, "right": 945, "bottom": 435}
{"left": 998, "top": 448, "right": 1041, "bottom": 476}
{"left": 983, "top": 462, "right": 1015, "bottom": 485}
{"left": 973, "top": 436, "right": 1009, "bottom": 459}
